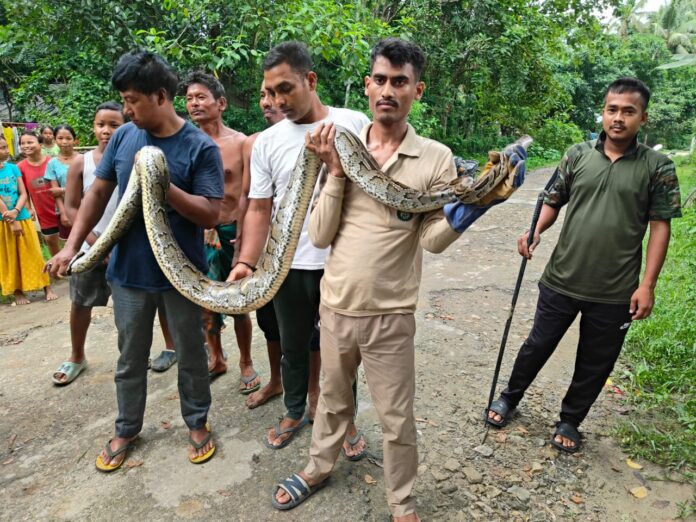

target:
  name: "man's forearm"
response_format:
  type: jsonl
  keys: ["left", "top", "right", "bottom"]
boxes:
{"left": 535, "top": 204, "right": 560, "bottom": 235}
{"left": 237, "top": 204, "right": 271, "bottom": 266}
{"left": 167, "top": 184, "right": 221, "bottom": 229}
{"left": 234, "top": 193, "right": 249, "bottom": 259}
{"left": 641, "top": 220, "right": 671, "bottom": 289}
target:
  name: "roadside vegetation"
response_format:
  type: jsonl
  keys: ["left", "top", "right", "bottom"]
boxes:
{"left": 1, "top": 0, "right": 695, "bottom": 490}
{"left": 617, "top": 155, "right": 696, "bottom": 497}
{"left": 2, "top": 0, "right": 695, "bottom": 160}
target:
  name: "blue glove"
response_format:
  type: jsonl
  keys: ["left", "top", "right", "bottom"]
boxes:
{"left": 502, "top": 144, "right": 527, "bottom": 189}
{"left": 445, "top": 145, "right": 527, "bottom": 233}
{"left": 444, "top": 201, "right": 490, "bottom": 233}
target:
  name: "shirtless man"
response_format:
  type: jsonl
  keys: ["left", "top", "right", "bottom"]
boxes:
{"left": 235, "top": 82, "right": 286, "bottom": 409}
{"left": 182, "top": 72, "right": 258, "bottom": 393}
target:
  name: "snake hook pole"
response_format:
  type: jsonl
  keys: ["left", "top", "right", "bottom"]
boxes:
{"left": 481, "top": 167, "right": 560, "bottom": 444}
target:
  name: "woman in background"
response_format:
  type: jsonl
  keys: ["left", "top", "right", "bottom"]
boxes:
{"left": 17, "top": 131, "right": 60, "bottom": 256}
{"left": 0, "top": 134, "right": 55, "bottom": 303}
{"left": 45, "top": 124, "right": 80, "bottom": 240}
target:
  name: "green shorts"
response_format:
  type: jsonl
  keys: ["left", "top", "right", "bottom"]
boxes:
{"left": 206, "top": 222, "right": 236, "bottom": 282}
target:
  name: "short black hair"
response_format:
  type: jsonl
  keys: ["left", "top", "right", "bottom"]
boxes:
{"left": 263, "top": 41, "right": 313, "bottom": 74}
{"left": 53, "top": 123, "right": 76, "bottom": 139}
{"left": 605, "top": 77, "right": 651, "bottom": 111}
{"left": 180, "top": 71, "right": 226, "bottom": 100}
{"left": 95, "top": 101, "right": 123, "bottom": 116}
{"left": 370, "top": 38, "right": 426, "bottom": 81}
{"left": 112, "top": 50, "right": 179, "bottom": 100}
{"left": 40, "top": 125, "right": 54, "bottom": 135}
{"left": 20, "top": 131, "right": 40, "bottom": 143}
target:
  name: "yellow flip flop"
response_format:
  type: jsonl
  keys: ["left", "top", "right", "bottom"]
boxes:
{"left": 95, "top": 439, "right": 133, "bottom": 472}
{"left": 189, "top": 430, "right": 215, "bottom": 464}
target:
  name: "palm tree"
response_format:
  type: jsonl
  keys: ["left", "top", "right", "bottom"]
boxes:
{"left": 613, "top": 0, "right": 650, "bottom": 37}
{"left": 650, "top": 0, "right": 696, "bottom": 53}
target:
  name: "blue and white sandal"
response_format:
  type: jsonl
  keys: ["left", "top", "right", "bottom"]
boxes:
{"left": 271, "top": 473, "right": 329, "bottom": 511}
{"left": 52, "top": 361, "right": 87, "bottom": 386}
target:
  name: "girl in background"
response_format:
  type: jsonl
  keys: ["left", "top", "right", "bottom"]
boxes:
{"left": 45, "top": 124, "right": 80, "bottom": 240}
{"left": 41, "top": 126, "right": 60, "bottom": 157}
{"left": 0, "top": 135, "right": 55, "bottom": 304}
{"left": 17, "top": 132, "right": 61, "bottom": 256}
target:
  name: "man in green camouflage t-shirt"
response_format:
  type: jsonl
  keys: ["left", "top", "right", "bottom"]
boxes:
{"left": 486, "top": 77, "right": 681, "bottom": 453}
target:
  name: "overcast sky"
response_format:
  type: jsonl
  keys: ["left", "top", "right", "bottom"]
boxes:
{"left": 603, "top": 0, "right": 667, "bottom": 22}
{"left": 643, "top": 0, "right": 667, "bottom": 11}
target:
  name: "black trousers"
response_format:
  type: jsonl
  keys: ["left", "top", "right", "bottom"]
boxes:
{"left": 500, "top": 283, "right": 632, "bottom": 428}
{"left": 273, "top": 269, "right": 357, "bottom": 420}
{"left": 273, "top": 269, "right": 324, "bottom": 420}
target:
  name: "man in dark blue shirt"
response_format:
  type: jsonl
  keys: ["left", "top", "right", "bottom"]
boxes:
{"left": 47, "top": 51, "right": 223, "bottom": 470}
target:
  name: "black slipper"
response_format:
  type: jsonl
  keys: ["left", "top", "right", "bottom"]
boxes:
{"left": 550, "top": 422, "right": 581, "bottom": 453}
{"left": 485, "top": 399, "right": 514, "bottom": 428}
{"left": 271, "top": 473, "right": 329, "bottom": 510}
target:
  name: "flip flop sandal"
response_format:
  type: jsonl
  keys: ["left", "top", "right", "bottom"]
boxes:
{"left": 189, "top": 430, "right": 216, "bottom": 464}
{"left": 52, "top": 361, "right": 87, "bottom": 386}
{"left": 264, "top": 417, "right": 309, "bottom": 450}
{"left": 151, "top": 350, "right": 177, "bottom": 372}
{"left": 239, "top": 371, "right": 261, "bottom": 395}
{"left": 342, "top": 431, "right": 367, "bottom": 461}
{"left": 484, "top": 399, "right": 514, "bottom": 428}
{"left": 271, "top": 473, "right": 329, "bottom": 511}
{"left": 550, "top": 422, "right": 581, "bottom": 453}
{"left": 95, "top": 439, "right": 133, "bottom": 473}
{"left": 208, "top": 369, "right": 227, "bottom": 381}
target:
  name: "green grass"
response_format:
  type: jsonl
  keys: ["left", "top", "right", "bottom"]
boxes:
{"left": 615, "top": 154, "right": 696, "bottom": 486}
{"left": 526, "top": 156, "right": 561, "bottom": 170}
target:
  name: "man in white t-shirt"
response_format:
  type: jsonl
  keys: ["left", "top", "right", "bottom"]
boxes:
{"left": 228, "top": 41, "right": 369, "bottom": 454}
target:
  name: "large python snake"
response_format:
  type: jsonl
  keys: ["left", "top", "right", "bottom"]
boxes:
{"left": 68, "top": 126, "right": 530, "bottom": 314}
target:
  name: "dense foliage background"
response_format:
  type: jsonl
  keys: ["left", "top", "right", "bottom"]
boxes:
{"left": 1, "top": 0, "right": 694, "bottom": 485}
{"left": 1, "top": 0, "right": 694, "bottom": 157}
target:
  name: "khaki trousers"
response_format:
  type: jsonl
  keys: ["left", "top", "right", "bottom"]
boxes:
{"left": 304, "top": 305, "right": 418, "bottom": 517}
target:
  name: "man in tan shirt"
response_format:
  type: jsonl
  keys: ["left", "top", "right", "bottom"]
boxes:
{"left": 271, "top": 38, "right": 460, "bottom": 521}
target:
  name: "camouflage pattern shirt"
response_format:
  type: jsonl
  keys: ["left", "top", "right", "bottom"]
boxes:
{"left": 540, "top": 132, "right": 681, "bottom": 304}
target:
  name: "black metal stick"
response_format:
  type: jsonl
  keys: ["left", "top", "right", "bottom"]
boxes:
{"left": 482, "top": 167, "right": 559, "bottom": 442}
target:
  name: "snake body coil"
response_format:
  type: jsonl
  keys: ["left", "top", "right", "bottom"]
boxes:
{"left": 68, "top": 127, "right": 529, "bottom": 313}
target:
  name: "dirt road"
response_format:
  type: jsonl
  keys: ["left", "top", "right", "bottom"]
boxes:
{"left": 0, "top": 168, "right": 692, "bottom": 521}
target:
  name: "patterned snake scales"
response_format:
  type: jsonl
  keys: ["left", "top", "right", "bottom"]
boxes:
{"left": 68, "top": 127, "right": 531, "bottom": 314}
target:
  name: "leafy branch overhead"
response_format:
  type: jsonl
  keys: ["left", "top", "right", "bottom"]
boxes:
{"left": 0, "top": 0, "right": 694, "bottom": 153}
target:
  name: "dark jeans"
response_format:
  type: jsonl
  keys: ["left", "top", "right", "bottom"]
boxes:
{"left": 273, "top": 269, "right": 323, "bottom": 420}
{"left": 501, "top": 283, "right": 632, "bottom": 428}
{"left": 256, "top": 300, "right": 280, "bottom": 342}
{"left": 273, "top": 269, "right": 357, "bottom": 420}
{"left": 111, "top": 284, "right": 210, "bottom": 438}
